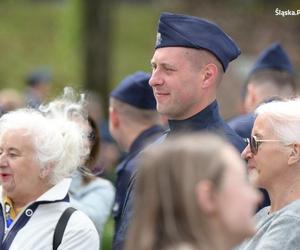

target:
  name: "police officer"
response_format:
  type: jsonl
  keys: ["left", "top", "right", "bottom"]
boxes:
{"left": 228, "top": 42, "right": 296, "bottom": 139}
{"left": 109, "top": 71, "right": 165, "bottom": 245}
{"left": 112, "top": 12, "right": 246, "bottom": 250}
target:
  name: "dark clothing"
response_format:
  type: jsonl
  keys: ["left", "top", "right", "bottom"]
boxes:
{"left": 227, "top": 113, "right": 256, "bottom": 139}
{"left": 112, "top": 125, "right": 165, "bottom": 247}
{"left": 111, "top": 101, "right": 246, "bottom": 250}
{"left": 167, "top": 100, "right": 246, "bottom": 153}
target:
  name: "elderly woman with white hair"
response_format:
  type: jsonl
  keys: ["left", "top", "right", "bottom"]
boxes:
{"left": 0, "top": 108, "right": 99, "bottom": 250}
{"left": 237, "top": 98, "right": 300, "bottom": 250}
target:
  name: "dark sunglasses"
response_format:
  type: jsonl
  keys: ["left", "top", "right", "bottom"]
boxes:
{"left": 246, "top": 135, "right": 281, "bottom": 155}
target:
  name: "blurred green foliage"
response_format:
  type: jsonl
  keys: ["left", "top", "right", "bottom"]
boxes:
{"left": 0, "top": 1, "right": 162, "bottom": 99}
{"left": 102, "top": 217, "right": 114, "bottom": 250}
{"left": 0, "top": 0, "right": 82, "bottom": 96}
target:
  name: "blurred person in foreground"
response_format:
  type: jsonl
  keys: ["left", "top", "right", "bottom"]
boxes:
{"left": 109, "top": 71, "right": 165, "bottom": 244}
{"left": 0, "top": 108, "right": 99, "bottom": 249}
{"left": 236, "top": 98, "right": 300, "bottom": 250}
{"left": 113, "top": 12, "right": 246, "bottom": 250}
{"left": 40, "top": 87, "right": 115, "bottom": 237}
{"left": 25, "top": 68, "right": 52, "bottom": 109}
{"left": 125, "top": 133, "right": 261, "bottom": 250}
{"left": 228, "top": 42, "right": 296, "bottom": 139}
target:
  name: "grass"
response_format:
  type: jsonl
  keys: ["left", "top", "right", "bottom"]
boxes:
{"left": 102, "top": 217, "right": 114, "bottom": 250}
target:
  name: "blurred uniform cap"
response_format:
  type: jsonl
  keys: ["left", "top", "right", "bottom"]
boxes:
{"left": 110, "top": 71, "right": 156, "bottom": 110}
{"left": 155, "top": 12, "right": 241, "bottom": 71}
{"left": 249, "top": 42, "right": 294, "bottom": 75}
{"left": 26, "top": 68, "right": 52, "bottom": 86}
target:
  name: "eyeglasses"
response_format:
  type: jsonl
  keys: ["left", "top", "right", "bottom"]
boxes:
{"left": 87, "top": 131, "right": 96, "bottom": 142}
{"left": 246, "top": 135, "right": 282, "bottom": 155}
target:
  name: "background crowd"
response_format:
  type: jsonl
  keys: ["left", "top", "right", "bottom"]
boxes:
{"left": 0, "top": 1, "right": 300, "bottom": 250}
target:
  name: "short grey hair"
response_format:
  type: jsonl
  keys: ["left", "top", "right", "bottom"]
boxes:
{"left": 255, "top": 98, "right": 300, "bottom": 144}
{"left": 0, "top": 108, "right": 86, "bottom": 185}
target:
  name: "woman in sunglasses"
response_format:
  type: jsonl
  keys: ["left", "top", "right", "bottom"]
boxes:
{"left": 237, "top": 98, "right": 300, "bottom": 250}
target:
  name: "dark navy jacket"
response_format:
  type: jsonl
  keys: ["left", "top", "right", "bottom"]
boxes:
{"left": 111, "top": 101, "right": 246, "bottom": 250}
{"left": 167, "top": 100, "right": 246, "bottom": 153}
{"left": 112, "top": 125, "right": 165, "bottom": 246}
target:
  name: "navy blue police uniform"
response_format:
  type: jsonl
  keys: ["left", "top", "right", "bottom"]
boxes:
{"left": 111, "top": 12, "right": 246, "bottom": 250}
{"left": 110, "top": 71, "right": 165, "bottom": 248}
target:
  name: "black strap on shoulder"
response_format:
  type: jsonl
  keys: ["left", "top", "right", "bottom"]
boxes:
{"left": 53, "top": 207, "right": 76, "bottom": 250}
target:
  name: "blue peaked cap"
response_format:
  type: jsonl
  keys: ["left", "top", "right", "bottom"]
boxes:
{"left": 110, "top": 71, "right": 156, "bottom": 110}
{"left": 250, "top": 42, "right": 294, "bottom": 75}
{"left": 155, "top": 12, "right": 241, "bottom": 71}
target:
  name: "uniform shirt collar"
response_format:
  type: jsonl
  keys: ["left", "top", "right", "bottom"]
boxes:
{"left": 168, "top": 100, "right": 220, "bottom": 132}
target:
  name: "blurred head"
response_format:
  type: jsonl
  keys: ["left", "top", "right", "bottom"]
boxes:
{"left": 85, "top": 116, "right": 100, "bottom": 169}
{"left": 126, "top": 133, "right": 260, "bottom": 250}
{"left": 0, "top": 108, "right": 86, "bottom": 205}
{"left": 0, "top": 89, "right": 25, "bottom": 114}
{"left": 242, "top": 43, "right": 296, "bottom": 113}
{"left": 150, "top": 12, "right": 240, "bottom": 120}
{"left": 242, "top": 99, "right": 300, "bottom": 190}
{"left": 26, "top": 68, "right": 52, "bottom": 101}
{"left": 109, "top": 72, "right": 161, "bottom": 151}
{"left": 243, "top": 70, "right": 296, "bottom": 113}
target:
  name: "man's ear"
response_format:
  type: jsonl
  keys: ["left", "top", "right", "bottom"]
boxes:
{"left": 288, "top": 143, "right": 300, "bottom": 166}
{"left": 201, "top": 63, "right": 218, "bottom": 89}
{"left": 244, "top": 83, "right": 258, "bottom": 113}
{"left": 109, "top": 106, "right": 120, "bottom": 128}
{"left": 195, "top": 180, "right": 217, "bottom": 215}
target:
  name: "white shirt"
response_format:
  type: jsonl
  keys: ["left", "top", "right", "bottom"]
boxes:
{"left": 0, "top": 178, "right": 100, "bottom": 250}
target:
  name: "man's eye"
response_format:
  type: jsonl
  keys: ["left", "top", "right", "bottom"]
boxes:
{"left": 165, "top": 67, "right": 175, "bottom": 71}
{"left": 8, "top": 153, "right": 18, "bottom": 158}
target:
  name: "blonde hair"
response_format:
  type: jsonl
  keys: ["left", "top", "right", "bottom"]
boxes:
{"left": 125, "top": 133, "right": 232, "bottom": 250}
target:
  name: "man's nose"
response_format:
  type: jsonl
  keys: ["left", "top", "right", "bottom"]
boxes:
{"left": 149, "top": 70, "right": 163, "bottom": 87}
{"left": 0, "top": 153, "right": 8, "bottom": 167}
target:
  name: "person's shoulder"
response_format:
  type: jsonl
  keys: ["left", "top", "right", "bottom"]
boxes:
{"left": 60, "top": 208, "right": 100, "bottom": 249}
{"left": 276, "top": 199, "right": 300, "bottom": 220}
{"left": 68, "top": 208, "right": 99, "bottom": 233}
{"left": 227, "top": 113, "right": 255, "bottom": 139}
{"left": 228, "top": 113, "right": 255, "bottom": 129}
{"left": 92, "top": 177, "right": 115, "bottom": 192}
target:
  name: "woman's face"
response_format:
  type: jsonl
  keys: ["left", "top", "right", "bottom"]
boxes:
{"left": 0, "top": 129, "right": 47, "bottom": 204}
{"left": 214, "top": 147, "right": 261, "bottom": 245}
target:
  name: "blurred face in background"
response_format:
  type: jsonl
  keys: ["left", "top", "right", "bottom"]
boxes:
{"left": 71, "top": 115, "right": 92, "bottom": 166}
{"left": 213, "top": 147, "right": 261, "bottom": 245}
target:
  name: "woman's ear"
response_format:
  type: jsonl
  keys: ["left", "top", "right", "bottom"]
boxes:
{"left": 195, "top": 180, "right": 217, "bottom": 215}
{"left": 39, "top": 163, "right": 53, "bottom": 179}
{"left": 288, "top": 143, "right": 300, "bottom": 166}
